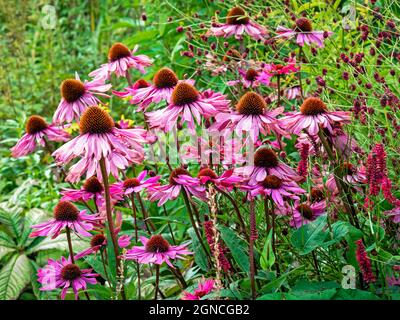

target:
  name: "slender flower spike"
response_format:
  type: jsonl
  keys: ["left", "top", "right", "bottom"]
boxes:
{"left": 38, "top": 257, "right": 97, "bottom": 299}
{"left": 53, "top": 72, "right": 111, "bottom": 124}
{"left": 89, "top": 43, "right": 152, "bottom": 80}
{"left": 61, "top": 176, "right": 105, "bottom": 208}
{"left": 149, "top": 168, "right": 207, "bottom": 206}
{"left": 236, "top": 147, "right": 300, "bottom": 184}
{"left": 279, "top": 97, "right": 351, "bottom": 136}
{"left": 11, "top": 115, "right": 70, "bottom": 158}
{"left": 355, "top": 240, "right": 376, "bottom": 283}
{"left": 209, "top": 7, "right": 267, "bottom": 40}
{"left": 211, "top": 92, "right": 286, "bottom": 142}
{"left": 276, "top": 18, "right": 333, "bottom": 47}
{"left": 124, "top": 235, "right": 192, "bottom": 267}
{"left": 182, "top": 279, "right": 215, "bottom": 300}
{"left": 52, "top": 106, "right": 148, "bottom": 183}
{"left": 290, "top": 200, "right": 326, "bottom": 228}
{"left": 241, "top": 175, "right": 305, "bottom": 205}
{"left": 30, "top": 201, "right": 101, "bottom": 239}
{"left": 109, "top": 170, "right": 161, "bottom": 200}
{"left": 146, "top": 82, "right": 218, "bottom": 133}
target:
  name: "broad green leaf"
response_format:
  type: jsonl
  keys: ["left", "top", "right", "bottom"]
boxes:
{"left": 19, "top": 208, "right": 49, "bottom": 247}
{"left": 0, "top": 246, "right": 16, "bottom": 261}
{"left": 218, "top": 225, "right": 249, "bottom": 273}
{"left": 188, "top": 227, "right": 208, "bottom": 272}
{"left": 290, "top": 280, "right": 340, "bottom": 300}
{"left": 333, "top": 288, "right": 381, "bottom": 300}
{"left": 322, "top": 221, "right": 362, "bottom": 247}
{"left": 0, "top": 254, "right": 32, "bottom": 300}
{"left": 291, "top": 215, "right": 329, "bottom": 255}
{"left": 297, "top": 1, "right": 327, "bottom": 13}
{"left": 260, "top": 229, "right": 275, "bottom": 271}
{"left": 85, "top": 254, "right": 111, "bottom": 283}
{"left": 260, "top": 267, "right": 303, "bottom": 294}
{"left": 26, "top": 233, "right": 90, "bottom": 255}
{"left": 0, "top": 202, "right": 23, "bottom": 238}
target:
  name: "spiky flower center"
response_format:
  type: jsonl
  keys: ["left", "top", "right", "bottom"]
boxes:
{"left": 300, "top": 97, "right": 327, "bottom": 116}
{"left": 123, "top": 178, "right": 141, "bottom": 189}
{"left": 153, "top": 68, "right": 178, "bottom": 88}
{"left": 61, "top": 79, "right": 85, "bottom": 103}
{"left": 90, "top": 234, "right": 106, "bottom": 248}
{"left": 254, "top": 148, "right": 278, "bottom": 168}
{"left": 245, "top": 69, "right": 258, "bottom": 82}
{"left": 295, "top": 18, "right": 313, "bottom": 32}
{"left": 79, "top": 106, "right": 114, "bottom": 134}
{"left": 169, "top": 168, "right": 190, "bottom": 185}
{"left": 226, "top": 7, "right": 249, "bottom": 25}
{"left": 61, "top": 264, "right": 82, "bottom": 281}
{"left": 310, "top": 188, "right": 325, "bottom": 202}
{"left": 297, "top": 204, "right": 313, "bottom": 220}
{"left": 54, "top": 201, "right": 79, "bottom": 222}
{"left": 83, "top": 176, "right": 103, "bottom": 194}
{"left": 145, "top": 235, "right": 170, "bottom": 253}
{"left": 197, "top": 168, "right": 218, "bottom": 179}
{"left": 134, "top": 79, "right": 150, "bottom": 89}
{"left": 26, "top": 115, "right": 48, "bottom": 134}
{"left": 171, "top": 82, "right": 199, "bottom": 106}
{"left": 236, "top": 92, "right": 266, "bottom": 115}
{"left": 262, "top": 175, "right": 282, "bottom": 189}
{"left": 108, "top": 43, "right": 131, "bottom": 61}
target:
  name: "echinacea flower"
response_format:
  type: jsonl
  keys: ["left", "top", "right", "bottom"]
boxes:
{"left": 89, "top": 43, "right": 152, "bottom": 80}
{"left": 326, "top": 162, "right": 366, "bottom": 194}
{"left": 109, "top": 170, "right": 160, "bottom": 200}
{"left": 53, "top": 72, "right": 111, "bottom": 124}
{"left": 11, "top": 115, "right": 70, "bottom": 158}
{"left": 30, "top": 201, "right": 101, "bottom": 239}
{"left": 236, "top": 147, "right": 300, "bottom": 184}
{"left": 257, "top": 59, "right": 299, "bottom": 85}
{"left": 149, "top": 168, "right": 206, "bottom": 206}
{"left": 276, "top": 18, "right": 332, "bottom": 48}
{"left": 146, "top": 82, "right": 218, "bottom": 133}
{"left": 182, "top": 278, "right": 215, "bottom": 300}
{"left": 61, "top": 176, "right": 105, "bottom": 208}
{"left": 38, "top": 256, "right": 97, "bottom": 299}
{"left": 290, "top": 200, "right": 326, "bottom": 228}
{"left": 117, "top": 67, "right": 189, "bottom": 111}
{"left": 52, "top": 106, "right": 148, "bottom": 183}
{"left": 241, "top": 175, "right": 305, "bottom": 206}
{"left": 118, "top": 234, "right": 133, "bottom": 248}
{"left": 200, "top": 89, "right": 231, "bottom": 113}
{"left": 112, "top": 79, "right": 151, "bottom": 112}
{"left": 74, "top": 234, "right": 107, "bottom": 260}
{"left": 227, "top": 68, "right": 261, "bottom": 88}
{"left": 124, "top": 234, "right": 191, "bottom": 267}
{"left": 210, "top": 92, "right": 286, "bottom": 142}
{"left": 209, "top": 7, "right": 267, "bottom": 40}
{"left": 279, "top": 97, "right": 351, "bottom": 136}
{"left": 198, "top": 167, "right": 242, "bottom": 191}
{"left": 286, "top": 86, "right": 301, "bottom": 100}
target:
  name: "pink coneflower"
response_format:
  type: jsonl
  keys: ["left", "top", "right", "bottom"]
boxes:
{"left": 355, "top": 240, "right": 376, "bottom": 284}
{"left": 146, "top": 82, "right": 218, "bottom": 133}
{"left": 118, "top": 234, "right": 133, "bottom": 248}
{"left": 227, "top": 68, "right": 261, "bottom": 88}
{"left": 257, "top": 59, "right": 299, "bottom": 86}
{"left": 109, "top": 170, "right": 160, "bottom": 200}
{"left": 236, "top": 147, "right": 300, "bottom": 185}
{"left": 326, "top": 162, "right": 366, "bottom": 194}
{"left": 290, "top": 200, "right": 326, "bottom": 228}
{"left": 61, "top": 176, "right": 105, "bottom": 208}
{"left": 200, "top": 89, "right": 231, "bottom": 113}
{"left": 53, "top": 73, "right": 111, "bottom": 124}
{"left": 182, "top": 278, "right": 215, "bottom": 300}
{"left": 211, "top": 92, "right": 286, "bottom": 142}
{"left": 11, "top": 115, "right": 70, "bottom": 158}
{"left": 30, "top": 201, "right": 101, "bottom": 239}
{"left": 241, "top": 175, "right": 305, "bottom": 205}
{"left": 38, "top": 256, "right": 97, "bottom": 299}
{"left": 89, "top": 43, "right": 152, "bottom": 80}
{"left": 276, "top": 18, "right": 332, "bottom": 47}
{"left": 286, "top": 86, "right": 301, "bottom": 100}
{"left": 209, "top": 7, "right": 267, "bottom": 40}
{"left": 149, "top": 168, "right": 206, "bottom": 206}
{"left": 198, "top": 167, "right": 242, "bottom": 191}
{"left": 112, "top": 79, "right": 151, "bottom": 112}
{"left": 120, "top": 68, "right": 189, "bottom": 111}
{"left": 74, "top": 234, "right": 107, "bottom": 260}
{"left": 124, "top": 234, "right": 191, "bottom": 267}
{"left": 52, "top": 106, "right": 147, "bottom": 183}
{"left": 279, "top": 97, "right": 351, "bottom": 136}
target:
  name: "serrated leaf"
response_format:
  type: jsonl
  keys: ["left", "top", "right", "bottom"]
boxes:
{"left": 218, "top": 225, "right": 249, "bottom": 273}
{"left": 0, "top": 254, "right": 32, "bottom": 300}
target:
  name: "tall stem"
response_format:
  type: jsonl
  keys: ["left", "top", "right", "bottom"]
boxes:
{"left": 270, "top": 199, "right": 280, "bottom": 276}
{"left": 66, "top": 226, "right": 75, "bottom": 264}
{"left": 249, "top": 200, "right": 257, "bottom": 300}
{"left": 99, "top": 157, "right": 125, "bottom": 299}
{"left": 154, "top": 264, "right": 160, "bottom": 300}
{"left": 298, "top": 46, "right": 304, "bottom": 98}
{"left": 125, "top": 70, "right": 133, "bottom": 87}
{"left": 129, "top": 194, "right": 141, "bottom": 300}
{"left": 136, "top": 193, "right": 156, "bottom": 232}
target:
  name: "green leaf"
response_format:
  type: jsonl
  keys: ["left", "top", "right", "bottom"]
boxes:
{"left": 0, "top": 202, "right": 23, "bottom": 239}
{"left": 218, "top": 225, "right": 249, "bottom": 273}
{"left": 322, "top": 221, "right": 362, "bottom": 247}
{"left": 260, "top": 267, "right": 303, "bottom": 294}
{"left": 85, "top": 254, "right": 110, "bottom": 283}
{"left": 0, "top": 254, "right": 32, "bottom": 300}
{"left": 26, "top": 233, "right": 90, "bottom": 255}
{"left": 290, "top": 280, "right": 340, "bottom": 300}
{"left": 260, "top": 229, "right": 275, "bottom": 271}
{"left": 188, "top": 228, "right": 208, "bottom": 271}
{"left": 291, "top": 215, "right": 329, "bottom": 255}
{"left": 334, "top": 288, "right": 381, "bottom": 300}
